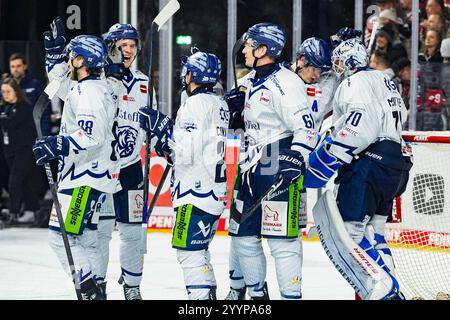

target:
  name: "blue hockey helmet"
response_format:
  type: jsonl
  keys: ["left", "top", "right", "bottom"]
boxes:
{"left": 180, "top": 51, "right": 221, "bottom": 85}
{"left": 64, "top": 35, "right": 108, "bottom": 68}
{"left": 241, "top": 23, "right": 286, "bottom": 58}
{"left": 104, "top": 23, "right": 141, "bottom": 49}
{"left": 296, "top": 37, "right": 332, "bottom": 71}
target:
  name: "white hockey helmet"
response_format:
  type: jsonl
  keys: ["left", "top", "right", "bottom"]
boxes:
{"left": 331, "top": 38, "right": 368, "bottom": 78}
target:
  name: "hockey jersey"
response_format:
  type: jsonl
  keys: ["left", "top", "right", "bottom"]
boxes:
{"left": 48, "top": 63, "right": 153, "bottom": 169}
{"left": 170, "top": 90, "right": 229, "bottom": 215}
{"left": 58, "top": 77, "right": 120, "bottom": 193}
{"left": 113, "top": 68, "right": 150, "bottom": 171}
{"left": 238, "top": 64, "right": 318, "bottom": 172}
{"left": 329, "top": 69, "right": 408, "bottom": 164}
{"left": 47, "top": 62, "right": 120, "bottom": 193}
{"left": 305, "top": 72, "right": 340, "bottom": 130}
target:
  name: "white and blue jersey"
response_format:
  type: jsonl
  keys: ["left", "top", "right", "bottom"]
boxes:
{"left": 57, "top": 76, "right": 120, "bottom": 193}
{"left": 170, "top": 89, "right": 229, "bottom": 215}
{"left": 114, "top": 68, "right": 149, "bottom": 172}
{"left": 329, "top": 69, "right": 412, "bottom": 223}
{"left": 329, "top": 69, "right": 408, "bottom": 165}
{"left": 238, "top": 64, "right": 318, "bottom": 173}
{"left": 305, "top": 72, "right": 340, "bottom": 130}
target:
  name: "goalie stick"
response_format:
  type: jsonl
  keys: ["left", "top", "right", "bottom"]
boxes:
{"left": 33, "top": 74, "right": 83, "bottom": 300}
{"left": 141, "top": 0, "right": 180, "bottom": 254}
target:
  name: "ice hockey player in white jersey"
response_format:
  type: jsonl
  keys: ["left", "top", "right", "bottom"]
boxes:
{"left": 32, "top": 32, "right": 120, "bottom": 300}
{"left": 139, "top": 50, "right": 228, "bottom": 300}
{"left": 303, "top": 38, "right": 413, "bottom": 299}
{"left": 92, "top": 23, "right": 152, "bottom": 300}
{"left": 225, "top": 35, "right": 334, "bottom": 300}
{"left": 291, "top": 37, "right": 339, "bottom": 130}
{"left": 223, "top": 23, "right": 320, "bottom": 300}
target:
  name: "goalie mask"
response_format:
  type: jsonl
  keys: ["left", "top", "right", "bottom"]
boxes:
{"left": 331, "top": 38, "right": 368, "bottom": 78}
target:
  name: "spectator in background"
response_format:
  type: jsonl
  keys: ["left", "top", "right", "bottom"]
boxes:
{"left": 364, "top": 0, "right": 397, "bottom": 47}
{"left": 422, "top": 14, "right": 448, "bottom": 39}
{"left": 399, "top": 0, "right": 413, "bottom": 24}
{"left": 426, "top": 0, "right": 450, "bottom": 21}
{"left": 0, "top": 78, "right": 43, "bottom": 224}
{"left": 374, "top": 24, "right": 408, "bottom": 64}
{"left": 370, "top": 49, "right": 396, "bottom": 78}
{"left": 7, "top": 53, "right": 50, "bottom": 201}
{"left": 419, "top": 29, "right": 444, "bottom": 63}
{"left": 392, "top": 57, "right": 412, "bottom": 111}
{"left": 379, "top": 7, "right": 411, "bottom": 42}
{"left": 6, "top": 53, "right": 52, "bottom": 137}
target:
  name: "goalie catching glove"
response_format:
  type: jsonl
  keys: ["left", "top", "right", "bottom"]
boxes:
{"left": 303, "top": 137, "right": 343, "bottom": 188}
{"left": 32, "top": 135, "right": 69, "bottom": 165}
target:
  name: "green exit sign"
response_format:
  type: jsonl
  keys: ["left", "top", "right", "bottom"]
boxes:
{"left": 176, "top": 35, "right": 192, "bottom": 45}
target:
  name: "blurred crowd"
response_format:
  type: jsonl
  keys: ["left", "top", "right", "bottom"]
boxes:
{"left": 366, "top": 0, "right": 450, "bottom": 130}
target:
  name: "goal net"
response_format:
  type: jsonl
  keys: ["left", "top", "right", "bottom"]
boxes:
{"left": 385, "top": 131, "right": 450, "bottom": 300}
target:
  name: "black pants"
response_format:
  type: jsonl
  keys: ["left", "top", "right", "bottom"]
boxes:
{"left": 0, "top": 146, "right": 8, "bottom": 193}
{"left": 5, "top": 148, "right": 43, "bottom": 214}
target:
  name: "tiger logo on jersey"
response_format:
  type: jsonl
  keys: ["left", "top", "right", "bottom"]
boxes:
{"left": 116, "top": 126, "right": 138, "bottom": 158}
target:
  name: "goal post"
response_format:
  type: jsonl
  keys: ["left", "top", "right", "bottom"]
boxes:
{"left": 385, "top": 131, "right": 450, "bottom": 300}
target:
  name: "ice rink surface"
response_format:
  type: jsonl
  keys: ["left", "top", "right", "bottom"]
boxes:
{"left": 0, "top": 228, "right": 354, "bottom": 300}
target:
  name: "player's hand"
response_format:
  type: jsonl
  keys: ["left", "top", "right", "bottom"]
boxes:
{"left": 138, "top": 107, "right": 173, "bottom": 140}
{"left": 43, "top": 16, "right": 67, "bottom": 63}
{"left": 154, "top": 139, "right": 173, "bottom": 166}
{"left": 303, "top": 137, "right": 343, "bottom": 188}
{"left": 224, "top": 86, "right": 246, "bottom": 117}
{"left": 104, "top": 42, "right": 125, "bottom": 80}
{"left": 330, "top": 27, "right": 362, "bottom": 48}
{"left": 275, "top": 149, "right": 305, "bottom": 191}
{"left": 32, "top": 135, "right": 69, "bottom": 165}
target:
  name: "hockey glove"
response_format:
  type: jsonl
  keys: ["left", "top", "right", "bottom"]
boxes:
{"left": 275, "top": 149, "right": 306, "bottom": 191}
{"left": 330, "top": 27, "right": 362, "bottom": 48}
{"left": 43, "top": 16, "right": 67, "bottom": 63}
{"left": 224, "top": 86, "right": 246, "bottom": 117}
{"left": 32, "top": 135, "right": 69, "bottom": 166}
{"left": 104, "top": 42, "right": 125, "bottom": 80}
{"left": 138, "top": 107, "right": 174, "bottom": 141}
{"left": 303, "top": 137, "right": 343, "bottom": 188}
{"left": 154, "top": 139, "right": 173, "bottom": 166}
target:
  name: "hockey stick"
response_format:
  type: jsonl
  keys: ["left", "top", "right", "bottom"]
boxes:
{"left": 33, "top": 75, "right": 82, "bottom": 300}
{"left": 239, "top": 175, "right": 284, "bottom": 224}
{"left": 141, "top": 0, "right": 180, "bottom": 255}
{"left": 367, "top": 20, "right": 379, "bottom": 56}
{"left": 146, "top": 163, "right": 171, "bottom": 221}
